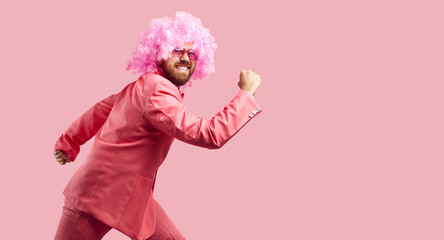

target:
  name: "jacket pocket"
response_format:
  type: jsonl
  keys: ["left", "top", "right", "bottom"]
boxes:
{"left": 117, "top": 172, "right": 156, "bottom": 239}
{"left": 138, "top": 171, "right": 154, "bottom": 180}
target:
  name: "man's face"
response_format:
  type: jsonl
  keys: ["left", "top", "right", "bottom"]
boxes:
{"left": 160, "top": 42, "right": 196, "bottom": 86}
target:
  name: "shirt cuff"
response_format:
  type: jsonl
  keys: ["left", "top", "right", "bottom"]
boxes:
{"left": 241, "top": 89, "right": 255, "bottom": 99}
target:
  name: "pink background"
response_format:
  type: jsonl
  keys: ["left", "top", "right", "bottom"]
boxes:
{"left": 1, "top": 0, "right": 443, "bottom": 239}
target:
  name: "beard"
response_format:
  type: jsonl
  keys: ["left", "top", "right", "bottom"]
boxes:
{"left": 161, "top": 60, "right": 195, "bottom": 86}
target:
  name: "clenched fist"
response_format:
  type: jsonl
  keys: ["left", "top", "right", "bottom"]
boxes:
{"left": 238, "top": 70, "right": 262, "bottom": 96}
{"left": 54, "top": 150, "right": 72, "bottom": 165}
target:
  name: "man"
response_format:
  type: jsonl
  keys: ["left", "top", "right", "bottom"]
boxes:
{"left": 53, "top": 12, "right": 262, "bottom": 240}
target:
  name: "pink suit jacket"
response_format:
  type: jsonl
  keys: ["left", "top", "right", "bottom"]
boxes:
{"left": 54, "top": 71, "right": 262, "bottom": 240}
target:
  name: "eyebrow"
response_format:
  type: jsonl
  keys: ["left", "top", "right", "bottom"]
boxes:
{"left": 175, "top": 46, "right": 194, "bottom": 50}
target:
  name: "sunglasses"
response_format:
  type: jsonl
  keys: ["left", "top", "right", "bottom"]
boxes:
{"left": 172, "top": 47, "right": 197, "bottom": 60}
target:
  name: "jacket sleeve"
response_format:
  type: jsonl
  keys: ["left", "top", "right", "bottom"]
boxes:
{"left": 54, "top": 93, "right": 118, "bottom": 161}
{"left": 145, "top": 80, "right": 262, "bottom": 149}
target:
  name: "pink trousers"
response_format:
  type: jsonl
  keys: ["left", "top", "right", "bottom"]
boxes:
{"left": 54, "top": 198, "right": 185, "bottom": 240}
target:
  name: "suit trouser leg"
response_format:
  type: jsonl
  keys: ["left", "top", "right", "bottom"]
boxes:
{"left": 54, "top": 198, "right": 185, "bottom": 240}
{"left": 54, "top": 199, "right": 112, "bottom": 240}
{"left": 146, "top": 199, "right": 186, "bottom": 240}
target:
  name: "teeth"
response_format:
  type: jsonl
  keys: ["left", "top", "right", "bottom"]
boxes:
{"left": 176, "top": 66, "right": 188, "bottom": 70}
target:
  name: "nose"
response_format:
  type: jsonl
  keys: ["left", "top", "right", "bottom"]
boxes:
{"left": 180, "top": 52, "right": 190, "bottom": 62}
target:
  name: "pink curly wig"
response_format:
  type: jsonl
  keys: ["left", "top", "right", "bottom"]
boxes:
{"left": 126, "top": 11, "right": 217, "bottom": 87}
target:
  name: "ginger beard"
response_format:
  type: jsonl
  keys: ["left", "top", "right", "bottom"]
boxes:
{"left": 160, "top": 42, "right": 196, "bottom": 86}
{"left": 161, "top": 58, "right": 195, "bottom": 86}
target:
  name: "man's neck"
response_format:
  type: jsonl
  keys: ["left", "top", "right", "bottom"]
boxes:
{"left": 155, "top": 66, "right": 183, "bottom": 92}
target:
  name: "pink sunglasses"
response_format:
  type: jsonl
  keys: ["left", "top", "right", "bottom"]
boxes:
{"left": 172, "top": 48, "right": 197, "bottom": 60}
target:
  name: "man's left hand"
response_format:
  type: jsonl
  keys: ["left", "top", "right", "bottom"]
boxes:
{"left": 54, "top": 150, "right": 72, "bottom": 165}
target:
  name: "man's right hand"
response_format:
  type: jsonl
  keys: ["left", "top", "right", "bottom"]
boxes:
{"left": 238, "top": 70, "right": 262, "bottom": 96}
{"left": 54, "top": 150, "right": 72, "bottom": 165}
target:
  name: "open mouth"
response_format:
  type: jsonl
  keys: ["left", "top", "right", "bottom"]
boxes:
{"left": 175, "top": 65, "right": 190, "bottom": 73}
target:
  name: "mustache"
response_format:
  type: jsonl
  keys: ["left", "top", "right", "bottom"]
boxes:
{"left": 174, "top": 61, "right": 192, "bottom": 67}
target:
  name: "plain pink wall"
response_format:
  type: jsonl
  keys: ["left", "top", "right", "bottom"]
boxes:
{"left": 0, "top": 0, "right": 443, "bottom": 239}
